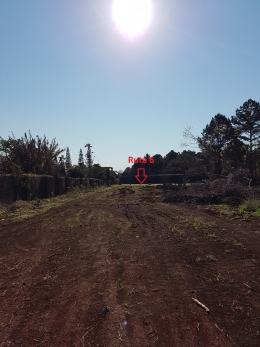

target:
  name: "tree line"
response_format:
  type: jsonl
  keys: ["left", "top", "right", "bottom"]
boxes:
{"left": 0, "top": 132, "right": 118, "bottom": 184}
{"left": 120, "top": 99, "right": 260, "bottom": 183}
{"left": 1, "top": 98, "right": 259, "bottom": 185}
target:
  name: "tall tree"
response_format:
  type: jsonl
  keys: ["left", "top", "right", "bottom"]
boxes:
{"left": 65, "top": 147, "right": 72, "bottom": 172}
{"left": 59, "top": 155, "right": 66, "bottom": 176}
{"left": 198, "top": 114, "right": 233, "bottom": 176}
{"left": 223, "top": 127, "right": 247, "bottom": 171}
{"left": 78, "top": 148, "right": 84, "bottom": 167}
{"left": 84, "top": 143, "right": 93, "bottom": 168}
{"left": 231, "top": 99, "right": 260, "bottom": 174}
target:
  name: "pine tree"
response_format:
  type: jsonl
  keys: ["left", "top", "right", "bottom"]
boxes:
{"left": 59, "top": 155, "right": 66, "bottom": 176}
{"left": 198, "top": 114, "right": 233, "bottom": 176}
{"left": 231, "top": 99, "right": 260, "bottom": 174}
{"left": 84, "top": 143, "right": 93, "bottom": 168}
{"left": 78, "top": 148, "right": 84, "bottom": 167}
{"left": 65, "top": 147, "right": 72, "bottom": 172}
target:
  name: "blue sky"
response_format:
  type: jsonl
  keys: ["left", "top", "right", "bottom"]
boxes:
{"left": 1, "top": 0, "right": 259, "bottom": 171}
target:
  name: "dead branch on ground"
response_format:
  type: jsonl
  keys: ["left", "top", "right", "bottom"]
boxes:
{"left": 192, "top": 298, "right": 210, "bottom": 314}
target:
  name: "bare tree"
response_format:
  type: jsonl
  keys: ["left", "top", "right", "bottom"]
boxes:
{"left": 180, "top": 126, "right": 199, "bottom": 149}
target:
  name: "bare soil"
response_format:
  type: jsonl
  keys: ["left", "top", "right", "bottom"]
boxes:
{"left": 0, "top": 186, "right": 260, "bottom": 347}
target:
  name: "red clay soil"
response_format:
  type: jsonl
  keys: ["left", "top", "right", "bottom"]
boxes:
{"left": 0, "top": 186, "right": 260, "bottom": 347}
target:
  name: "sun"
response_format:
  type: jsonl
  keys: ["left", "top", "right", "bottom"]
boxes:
{"left": 112, "top": 0, "right": 153, "bottom": 40}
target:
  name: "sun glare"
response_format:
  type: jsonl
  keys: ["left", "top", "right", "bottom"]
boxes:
{"left": 112, "top": 0, "right": 153, "bottom": 40}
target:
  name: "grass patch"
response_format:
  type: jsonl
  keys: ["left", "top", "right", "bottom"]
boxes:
{"left": 205, "top": 254, "right": 217, "bottom": 261}
{"left": 207, "top": 200, "right": 260, "bottom": 220}
{"left": 233, "top": 239, "right": 243, "bottom": 247}
{"left": 217, "top": 204, "right": 234, "bottom": 216}
{"left": 207, "top": 220, "right": 217, "bottom": 227}
{"left": 65, "top": 210, "right": 83, "bottom": 229}
{"left": 193, "top": 217, "right": 201, "bottom": 231}
{"left": 196, "top": 257, "right": 203, "bottom": 262}
{"left": 238, "top": 199, "right": 260, "bottom": 218}
{"left": 207, "top": 233, "right": 217, "bottom": 238}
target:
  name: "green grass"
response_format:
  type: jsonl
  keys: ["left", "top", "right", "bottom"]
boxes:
{"left": 207, "top": 200, "right": 260, "bottom": 220}
{"left": 238, "top": 199, "right": 260, "bottom": 216}
{"left": 218, "top": 204, "right": 234, "bottom": 216}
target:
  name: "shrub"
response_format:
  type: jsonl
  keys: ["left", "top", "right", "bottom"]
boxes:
{"left": 238, "top": 199, "right": 260, "bottom": 214}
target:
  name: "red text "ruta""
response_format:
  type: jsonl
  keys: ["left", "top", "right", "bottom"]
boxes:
{"left": 128, "top": 156, "right": 154, "bottom": 164}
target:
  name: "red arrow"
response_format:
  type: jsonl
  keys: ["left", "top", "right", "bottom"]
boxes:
{"left": 135, "top": 168, "right": 148, "bottom": 184}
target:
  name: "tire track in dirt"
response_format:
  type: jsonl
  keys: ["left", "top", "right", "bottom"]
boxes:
{"left": 0, "top": 187, "right": 260, "bottom": 346}
{"left": 92, "top": 196, "right": 234, "bottom": 347}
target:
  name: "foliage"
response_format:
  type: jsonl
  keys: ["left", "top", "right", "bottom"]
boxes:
{"left": 198, "top": 114, "right": 233, "bottom": 175}
{"left": 85, "top": 143, "right": 93, "bottom": 168}
{"left": 238, "top": 199, "right": 260, "bottom": 215}
{"left": 78, "top": 148, "right": 84, "bottom": 167}
{"left": 88, "top": 164, "right": 106, "bottom": 180}
{"left": 68, "top": 165, "right": 87, "bottom": 178}
{"left": 231, "top": 99, "right": 260, "bottom": 174}
{"left": 0, "top": 131, "right": 64, "bottom": 176}
{"left": 65, "top": 147, "right": 72, "bottom": 172}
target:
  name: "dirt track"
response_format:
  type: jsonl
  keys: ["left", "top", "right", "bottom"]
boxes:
{"left": 1, "top": 186, "right": 260, "bottom": 347}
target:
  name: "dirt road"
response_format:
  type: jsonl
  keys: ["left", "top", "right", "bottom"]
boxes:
{"left": 1, "top": 186, "right": 260, "bottom": 346}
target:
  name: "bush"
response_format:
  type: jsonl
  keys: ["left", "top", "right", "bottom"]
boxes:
{"left": 238, "top": 199, "right": 260, "bottom": 214}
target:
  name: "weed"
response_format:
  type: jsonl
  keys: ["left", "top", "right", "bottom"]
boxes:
{"left": 124, "top": 308, "right": 131, "bottom": 315}
{"left": 233, "top": 239, "right": 243, "bottom": 247}
{"left": 178, "top": 229, "right": 186, "bottom": 236}
{"left": 225, "top": 249, "right": 232, "bottom": 254}
{"left": 206, "top": 254, "right": 217, "bottom": 261}
{"left": 215, "top": 273, "right": 224, "bottom": 281}
{"left": 170, "top": 226, "right": 177, "bottom": 233}
{"left": 122, "top": 302, "right": 128, "bottom": 308}
{"left": 196, "top": 257, "right": 203, "bottom": 262}
{"left": 118, "top": 282, "right": 124, "bottom": 290}
{"left": 239, "top": 199, "right": 260, "bottom": 214}
{"left": 253, "top": 210, "right": 260, "bottom": 217}
{"left": 217, "top": 204, "right": 234, "bottom": 216}
{"left": 170, "top": 226, "right": 185, "bottom": 236}
{"left": 109, "top": 213, "right": 113, "bottom": 218}
{"left": 241, "top": 213, "right": 249, "bottom": 221}
{"left": 207, "top": 233, "right": 217, "bottom": 238}
{"left": 193, "top": 217, "right": 201, "bottom": 231}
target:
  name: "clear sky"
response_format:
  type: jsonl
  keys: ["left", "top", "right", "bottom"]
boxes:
{"left": 1, "top": 0, "right": 259, "bottom": 171}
